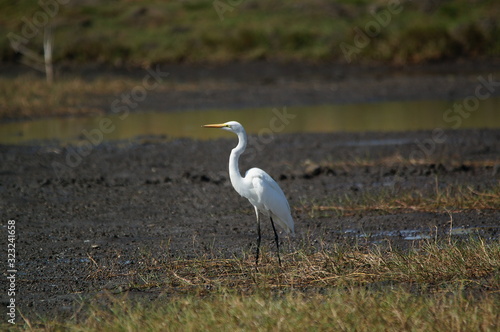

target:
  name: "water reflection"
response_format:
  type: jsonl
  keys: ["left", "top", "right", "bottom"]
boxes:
{"left": 352, "top": 225, "right": 500, "bottom": 241}
{"left": 1, "top": 98, "right": 499, "bottom": 145}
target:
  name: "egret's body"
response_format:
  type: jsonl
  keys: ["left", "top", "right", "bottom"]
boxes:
{"left": 203, "top": 121, "right": 294, "bottom": 265}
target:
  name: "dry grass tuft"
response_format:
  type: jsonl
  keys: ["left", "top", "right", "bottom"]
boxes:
{"left": 301, "top": 184, "right": 500, "bottom": 217}
{"left": 83, "top": 238, "right": 500, "bottom": 296}
{"left": 0, "top": 74, "right": 143, "bottom": 119}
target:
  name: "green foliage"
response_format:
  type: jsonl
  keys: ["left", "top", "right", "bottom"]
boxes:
{"left": 1, "top": 0, "right": 499, "bottom": 65}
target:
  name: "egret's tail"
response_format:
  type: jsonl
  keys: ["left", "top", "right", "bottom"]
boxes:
{"left": 273, "top": 213, "right": 295, "bottom": 236}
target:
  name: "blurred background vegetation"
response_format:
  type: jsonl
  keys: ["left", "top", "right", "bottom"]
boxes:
{"left": 1, "top": 0, "right": 499, "bottom": 67}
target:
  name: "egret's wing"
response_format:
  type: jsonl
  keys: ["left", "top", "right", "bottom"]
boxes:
{"left": 248, "top": 168, "right": 294, "bottom": 234}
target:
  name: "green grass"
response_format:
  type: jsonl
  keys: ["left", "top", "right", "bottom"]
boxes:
{"left": 1, "top": 0, "right": 499, "bottom": 66}
{"left": 25, "top": 288, "right": 499, "bottom": 331}
{"left": 8, "top": 239, "right": 500, "bottom": 331}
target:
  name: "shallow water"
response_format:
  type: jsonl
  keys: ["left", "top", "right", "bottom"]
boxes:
{"left": 1, "top": 98, "right": 499, "bottom": 145}
{"left": 347, "top": 225, "right": 500, "bottom": 242}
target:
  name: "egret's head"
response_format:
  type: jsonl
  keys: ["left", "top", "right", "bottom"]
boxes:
{"left": 202, "top": 121, "right": 244, "bottom": 133}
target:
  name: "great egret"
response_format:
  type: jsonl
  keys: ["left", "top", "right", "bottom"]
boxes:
{"left": 203, "top": 121, "right": 294, "bottom": 266}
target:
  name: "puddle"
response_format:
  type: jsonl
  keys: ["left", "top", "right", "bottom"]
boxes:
{"left": 1, "top": 98, "right": 500, "bottom": 145}
{"left": 338, "top": 138, "right": 414, "bottom": 147}
{"left": 351, "top": 225, "right": 500, "bottom": 241}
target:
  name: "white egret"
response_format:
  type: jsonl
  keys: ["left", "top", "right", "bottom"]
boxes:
{"left": 203, "top": 121, "right": 294, "bottom": 266}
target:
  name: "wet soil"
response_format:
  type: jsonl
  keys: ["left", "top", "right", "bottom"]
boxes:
{"left": 1, "top": 128, "right": 499, "bottom": 320}
{"left": 0, "top": 62, "right": 499, "bottom": 320}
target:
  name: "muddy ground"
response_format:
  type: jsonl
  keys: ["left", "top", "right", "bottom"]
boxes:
{"left": 0, "top": 62, "right": 499, "bottom": 320}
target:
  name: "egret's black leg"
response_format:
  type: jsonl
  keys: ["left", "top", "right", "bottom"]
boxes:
{"left": 270, "top": 216, "right": 282, "bottom": 267}
{"left": 255, "top": 215, "right": 261, "bottom": 266}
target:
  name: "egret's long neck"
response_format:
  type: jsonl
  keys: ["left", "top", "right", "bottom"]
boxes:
{"left": 229, "top": 129, "right": 247, "bottom": 194}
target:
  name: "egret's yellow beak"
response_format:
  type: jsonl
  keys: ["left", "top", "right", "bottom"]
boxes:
{"left": 202, "top": 123, "right": 228, "bottom": 128}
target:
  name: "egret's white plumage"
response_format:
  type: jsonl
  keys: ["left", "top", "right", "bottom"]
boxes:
{"left": 203, "top": 121, "right": 294, "bottom": 265}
